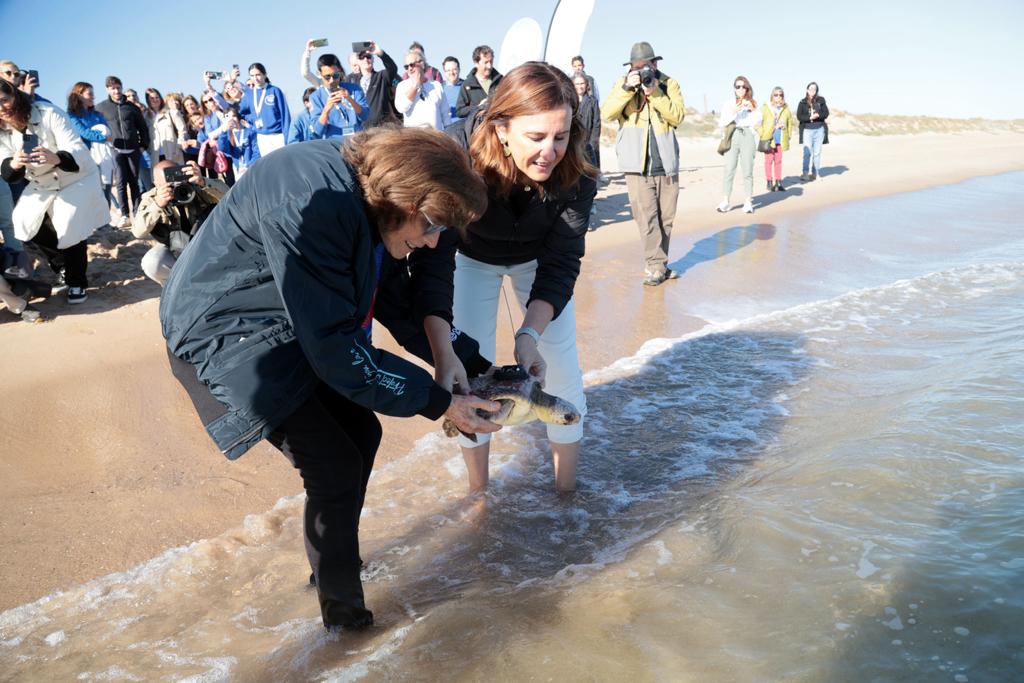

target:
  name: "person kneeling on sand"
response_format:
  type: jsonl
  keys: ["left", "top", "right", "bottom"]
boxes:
{"left": 131, "top": 160, "right": 226, "bottom": 286}
{"left": 160, "top": 128, "right": 502, "bottom": 631}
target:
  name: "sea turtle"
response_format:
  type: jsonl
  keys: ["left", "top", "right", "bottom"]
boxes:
{"left": 442, "top": 365, "right": 581, "bottom": 440}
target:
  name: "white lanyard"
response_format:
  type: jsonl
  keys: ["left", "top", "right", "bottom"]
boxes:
{"left": 252, "top": 86, "right": 268, "bottom": 117}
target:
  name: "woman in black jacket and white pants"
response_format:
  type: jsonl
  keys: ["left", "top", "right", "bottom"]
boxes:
{"left": 453, "top": 62, "right": 598, "bottom": 493}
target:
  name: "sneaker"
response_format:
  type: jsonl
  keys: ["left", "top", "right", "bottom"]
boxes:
{"left": 743, "top": 200, "right": 754, "bottom": 214}
{"left": 117, "top": 215, "right": 132, "bottom": 228}
{"left": 642, "top": 270, "right": 666, "bottom": 287}
{"left": 67, "top": 286, "right": 88, "bottom": 304}
{"left": 663, "top": 268, "right": 680, "bottom": 281}
{"left": 716, "top": 200, "right": 730, "bottom": 213}
{"left": 20, "top": 307, "right": 42, "bottom": 323}
{"left": 800, "top": 173, "right": 810, "bottom": 182}
{"left": 808, "top": 173, "right": 817, "bottom": 182}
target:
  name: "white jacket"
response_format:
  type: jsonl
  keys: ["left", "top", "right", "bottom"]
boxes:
{"left": 0, "top": 102, "right": 109, "bottom": 248}
{"left": 147, "top": 107, "right": 186, "bottom": 165}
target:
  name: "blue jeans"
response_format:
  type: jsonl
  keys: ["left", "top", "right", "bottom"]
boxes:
{"left": 802, "top": 126, "right": 825, "bottom": 175}
{"left": 0, "top": 181, "right": 22, "bottom": 251}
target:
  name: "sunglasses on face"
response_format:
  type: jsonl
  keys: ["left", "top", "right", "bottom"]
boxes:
{"left": 322, "top": 72, "right": 344, "bottom": 82}
{"left": 404, "top": 62, "right": 423, "bottom": 70}
{"left": 358, "top": 54, "right": 373, "bottom": 61}
{"left": 735, "top": 85, "right": 747, "bottom": 90}
{"left": 422, "top": 212, "right": 448, "bottom": 236}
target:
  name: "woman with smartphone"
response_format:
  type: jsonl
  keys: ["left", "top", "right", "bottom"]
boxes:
{"left": 0, "top": 79, "right": 108, "bottom": 304}
{"left": 451, "top": 62, "right": 597, "bottom": 493}
{"left": 717, "top": 75, "right": 762, "bottom": 214}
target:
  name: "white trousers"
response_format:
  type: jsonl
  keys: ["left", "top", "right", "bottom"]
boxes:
{"left": 256, "top": 133, "right": 285, "bottom": 158}
{"left": 453, "top": 252, "right": 586, "bottom": 447}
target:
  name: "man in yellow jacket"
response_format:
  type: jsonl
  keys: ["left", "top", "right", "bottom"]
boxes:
{"left": 601, "top": 42, "right": 685, "bottom": 286}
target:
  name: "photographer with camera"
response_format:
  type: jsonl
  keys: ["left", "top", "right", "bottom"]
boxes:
{"left": 131, "top": 159, "right": 226, "bottom": 286}
{"left": 601, "top": 42, "right": 684, "bottom": 287}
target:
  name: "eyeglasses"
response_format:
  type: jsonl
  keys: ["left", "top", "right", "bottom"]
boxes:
{"left": 322, "top": 72, "right": 344, "bottom": 82}
{"left": 404, "top": 62, "right": 423, "bottom": 71}
{"left": 422, "top": 212, "right": 448, "bottom": 236}
{"left": 734, "top": 85, "right": 747, "bottom": 90}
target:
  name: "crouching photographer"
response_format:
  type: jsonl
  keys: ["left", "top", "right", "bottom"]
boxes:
{"left": 131, "top": 160, "right": 227, "bottom": 285}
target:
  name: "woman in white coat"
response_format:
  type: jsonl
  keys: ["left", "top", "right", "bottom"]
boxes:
{"left": 145, "top": 87, "right": 186, "bottom": 165}
{"left": 0, "top": 79, "right": 109, "bottom": 304}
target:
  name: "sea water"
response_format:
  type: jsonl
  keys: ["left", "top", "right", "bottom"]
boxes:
{"left": 2, "top": 173, "right": 1022, "bottom": 682}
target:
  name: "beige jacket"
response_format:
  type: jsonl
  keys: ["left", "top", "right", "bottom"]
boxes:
{"left": 0, "top": 103, "right": 108, "bottom": 248}
{"left": 146, "top": 108, "right": 187, "bottom": 165}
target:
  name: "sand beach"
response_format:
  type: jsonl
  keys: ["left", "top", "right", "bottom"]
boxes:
{"left": 1, "top": 125, "right": 1024, "bottom": 681}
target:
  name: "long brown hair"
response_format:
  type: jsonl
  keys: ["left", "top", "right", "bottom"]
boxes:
{"left": 734, "top": 75, "right": 756, "bottom": 109}
{"left": 0, "top": 78, "right": 32, "bottom": 131}
{"left": 343, "top": 126, "right": 488, "bottom": 235}
{"left": 145, "top": 87, "right": 164, "bottom": 114}
{"left": 67, "top": 81, "right": 94, "bottom": 117}
{"left": 805, "top": 81, "right": 819, "bottom": 105}
{"left": 469, "top": 61, "right": 596, "bottom": 198}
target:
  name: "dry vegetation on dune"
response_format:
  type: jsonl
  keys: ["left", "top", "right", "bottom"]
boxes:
{"left": 599, "top": 108, "right": 1024, "bottom": 143}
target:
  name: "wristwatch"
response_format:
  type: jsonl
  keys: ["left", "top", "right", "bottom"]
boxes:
{"left": 515, "top": 326, "right": 541, "bottom": 345}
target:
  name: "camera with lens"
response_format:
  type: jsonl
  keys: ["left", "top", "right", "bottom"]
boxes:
{"left": 637, "top": 65, "right": 657, "bottom": 89}
{"left": 162, "top": 165, "right": 197, "bottom": 205}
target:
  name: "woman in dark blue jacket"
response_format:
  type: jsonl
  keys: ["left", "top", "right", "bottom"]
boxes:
{"left": 160, "top": 128, "right": 501, "bottom": 630}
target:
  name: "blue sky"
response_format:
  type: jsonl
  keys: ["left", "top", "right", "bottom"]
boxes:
{"left": 3, "top": 0, "right": 1021, "bottom": 120}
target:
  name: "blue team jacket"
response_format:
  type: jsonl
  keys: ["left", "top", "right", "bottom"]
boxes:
{"left": 68, "top": 109, "right": 110, "bottom": 148}
{"left": 218, "top": 127, "right": 261, "bottom": 170}
{"left": 308, "top": 84, "right": 369, "bottom": 139}
{"left": 286, "top": 109, "right": 315, "bottom": 144}
{"left": 238, "top": 84, "right": 291, "bottom": 136}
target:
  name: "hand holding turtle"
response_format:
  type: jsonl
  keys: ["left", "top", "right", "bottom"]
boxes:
{"left": 445, "top": 394, "right": 503, "bottom": 434}
{"left": 513, "top": 331, "right": 547, "bottom": 386}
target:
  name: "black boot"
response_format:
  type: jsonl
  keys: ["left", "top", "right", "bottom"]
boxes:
{"left": 317, "top": 564, "right": 373, "bottom": 630}
{"left": 766, "top": 180, "right": 773, "bottom": 191}
{"left": 776, "top": 180, "right": 785, "bottom": 192}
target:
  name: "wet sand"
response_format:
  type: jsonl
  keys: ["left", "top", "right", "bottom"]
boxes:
{"left": 1, "top": 131, "right": 1023, "bottom": 612}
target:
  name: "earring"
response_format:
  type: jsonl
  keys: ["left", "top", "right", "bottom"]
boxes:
{"left": 500, "top": 139, "right": 511, "bottom": 157}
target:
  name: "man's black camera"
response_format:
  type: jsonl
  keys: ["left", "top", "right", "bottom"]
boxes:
{"left": 163, "top": 165, "right": 196, "bottom": 205}
{"left": 638, "top": 65, "right": 657, "bottom": 88}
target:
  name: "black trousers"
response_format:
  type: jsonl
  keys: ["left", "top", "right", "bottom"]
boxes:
{"left": 169, "top": 347, "right": 381, "bottom": 619}
{"left": 28, "top": 218, "right": 88, "bottom": 288}
{"left": 267, "top": 384, "right": 382, "bottom": 608}
{"left": 112, "top": 149, "right": 142, "bottom": 217}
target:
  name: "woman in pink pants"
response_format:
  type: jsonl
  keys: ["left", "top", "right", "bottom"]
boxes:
{"left": 759, "top": 87, "right": 794, "bottom": 191}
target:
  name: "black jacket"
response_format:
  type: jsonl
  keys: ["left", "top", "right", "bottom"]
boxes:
{"left": 95, "top": 97, "right": 150, "bottom": 151}
{"left": 346, "top": 52, "right": 401, "bottom": 127}
{"left": 160, "top": 139, "right": 489, "bottom": 459}
{"left": 459, "top": 175, "right": 597, "bottom": 320}
{"left": 796, "top": 96, "right": 830, "bottom": 145}
{"left": 577, "top": 94, "right": 601, "bottom": 162}
{"left": 455, "top": 67, "right": 503, "bottom": 119}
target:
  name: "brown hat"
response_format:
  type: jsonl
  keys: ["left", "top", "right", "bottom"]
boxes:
{"left": 624, "top": 42, "right": 662, "bottom": 65}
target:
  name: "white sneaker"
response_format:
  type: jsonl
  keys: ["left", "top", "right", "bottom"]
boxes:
{"left": 716, "top": 200, "right": 730, "bottom": 213}
{"left": 117, "top": 215, "right": 132, "bottom": 229}
{"left": 743, "top": 199, "right": 754, "bottom": 214}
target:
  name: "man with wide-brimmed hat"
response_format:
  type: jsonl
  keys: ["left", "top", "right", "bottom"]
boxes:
{"left": 601, "top": 42, "right": 685, "bottom": 286}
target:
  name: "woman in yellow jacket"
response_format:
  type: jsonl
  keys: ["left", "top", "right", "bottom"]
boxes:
{"left": 758, "top": 87, "right": 794, "bottom": 192}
